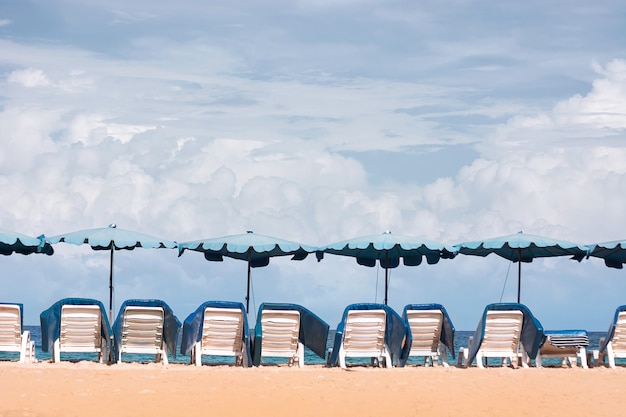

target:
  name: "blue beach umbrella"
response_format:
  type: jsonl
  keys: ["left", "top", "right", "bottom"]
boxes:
{"left": 0, "top": 227, "right": 53, "bottom": 256}
{"left": 587, "top": 240, "right": 626, "bottom": 269}
{"left": 454, "top": 231, "right": 589, "bottom": 303}
{"left": 317, "top": 231, "right": 457, "bottom": 305}
{"left": 178, "top": 231, "right": 316, "bottom": 312}
{"left": 45, "top": 224, "right": 177, "bottom": 321}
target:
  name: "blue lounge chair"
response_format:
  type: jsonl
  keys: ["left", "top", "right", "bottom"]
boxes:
{"left": 40, "top": 298, "right": 111, "bottom": 363}
{"left": 180, "top": 301, "right": 251, "bottom": 367}
{"left": 113, "top": 299, "right": 181, "bottom": 365}
{"left": 403, "top": 304, "right": 455, "bottom": 367}
{"left": 458, "top": 303, "right": 543, "bottom": 368}
{"left": 329, "top": 303, "right": 410, "bottom": 368}
{"left": 252, "top": 303, "right": 329, "bottom": 367}
{"left": 594, "top": 305, "right": 626, "bottom": 368}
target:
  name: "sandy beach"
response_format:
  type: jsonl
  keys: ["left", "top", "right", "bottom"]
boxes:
{"left": 1, "top": 361, "right": 624, "bottom": 417}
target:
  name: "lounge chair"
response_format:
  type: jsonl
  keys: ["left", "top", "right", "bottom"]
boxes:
{"left": 113, "top": 299, "right": 181, "bottom": 365}
{"left": 54, "top": 305, "right": 108, "bottom": 363}
{"left": 536, "top": 330, "right": 588, "bottom": 368}
{"left": 0, "top": 303, "right": 35, "bottom": 363}
{"left": 252, "top": 303, "right": 329, "bottom": 367}
{"left": 328, "top": 303, "right": 410, "bottom": 369}
{"left": 458, "top": 303, "right": 543, "bottom": 369}
{"left": 593, "top": 306, "right": 626, "bottom": 368}
{"left": 403, "top": 304, "right": 455, "bottom": 367}
{"left": 180, "top": 301, "right": 251, "bottom": 366}
{"left": 40, "top": 298, "right": 111, "bottom": 363}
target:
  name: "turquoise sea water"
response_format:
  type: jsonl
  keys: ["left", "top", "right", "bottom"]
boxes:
{"left": 0, "top": 327, "right": 613, "bottom": 366}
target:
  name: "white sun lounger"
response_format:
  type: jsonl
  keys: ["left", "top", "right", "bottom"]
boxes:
{"left": 338, "top": 309, "right": 392, "bottom": 368}
{"left": 258, "top": 309, "right": 303, "bottom": 367}
{"left": 191, "top": 307, "right": 248, "bottom": 366}
{"left": 536, "top": 330, "right": 588, "bottom": 368}
{"left": 405, "top": 309, "right": 448, "bottom": 367}
{"left": 593, "top": 309, "right": 626, "bottom": 368}
{"left": 117, "top": 306, "right": 169, "bottom": 365}
{"left": 0, "top": 303, "right": 35, "bottom": 363}
{"left": 459, "top": 310, "right": 528, "bottom": 368}
{"left": 52, "top": 304, "right": 108, "bottom": 363}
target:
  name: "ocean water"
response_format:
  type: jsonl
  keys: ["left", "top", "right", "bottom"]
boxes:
{"left": 0, "top": 327, "right": 614, "bottom": 366}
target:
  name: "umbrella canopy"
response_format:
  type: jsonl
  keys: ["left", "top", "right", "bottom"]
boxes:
{"left": 317, "top": 231, "right": 457, "bottom": 305}
{"left": 587, "top": 240, "right": 626, "bottom": 269}
{"left": 454, "top": 231, "right": 589, "bottom": 303}
{"left": 45, "top": 224, "right": 177, "bottom": 321}
{"left": 178, "top": 231, "right": 316, "bottom": 312}
{"left": 0, "top": 227, "right": 53, "bottom": 255}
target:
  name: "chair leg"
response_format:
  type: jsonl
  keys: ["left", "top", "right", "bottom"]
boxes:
{"left": 161, "top": 341, "right": 169, "bottom": 366}
{"left": 19, "top": 331, "right": 30, "bottom": 364}
{"left": 440, "top": 345, "right": 449, "bottom": 368}
{"left": 578, "top": 348, "right": 588, "bottom": 369}
{"left": 193, "top": 342, "right": 201, "bottom": 366}
{"left": 338, "top": 345, "right": 347, "bottom": 369}
{"left": 457, "top": 347, "right": 468, "bottom": 368}
{"left": 30, "top": 341, "right": 36, "bottom": 363}
{"left": 475, "top": 352, "right": 485, "bottom": 369}
{"left": 53, "top": 339, "right": 61, "bottom": 363}
{"left": 520, "top": 346, "right": 529, "bottom": 368}
{"left": 607, "top": 342, "right": 616, "bottom": 368}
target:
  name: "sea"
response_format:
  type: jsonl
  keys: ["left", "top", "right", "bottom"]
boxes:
{"left": 0, "top": 327, "right": 613, "bottom": 366}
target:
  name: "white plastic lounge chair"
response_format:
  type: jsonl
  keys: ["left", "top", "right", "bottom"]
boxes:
{"left": 405, "top": 309, "right": 448, "bottom": 367}
{"left": 0, "top": 304, "right": 35, "bottom": 363}
{"left": 118, "top": 306, "right": 168, "bottom": 365}
{"left": 595, "top": 311, "right": 626, "bottom": 368}
{"left": 459, "top": 310, "right": 528, "bottom": 368}
{"left": 536, "top": 331, "right": 588, "bottom": 369}
{"left": 338, "top": 309, "right": 392, "bottom": 369}
{"left": 191, "top": 307, "right": 248, "bottom": 366}
{"left": 258, "top": 309, "right": 303, "bottom": 367}
{"left": 53, "top": 304, "right": 107, "bottom": 363}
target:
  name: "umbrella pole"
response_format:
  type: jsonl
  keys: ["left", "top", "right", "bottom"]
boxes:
{"left": 246, "top": 248, "right": 251, "bottom": 312}
{"left": 517, "top": 249, "right": 521, "bottom": 303}
{"left": 109, "top": 247, "right": 114, "bottom": 323}
{"left": 384, "top": 250, "right": 389, "bottom": 305}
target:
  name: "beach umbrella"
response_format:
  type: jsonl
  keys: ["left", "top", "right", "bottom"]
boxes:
{"left": 454, "top": 231, "right": 589, "bottom": 303}
{"left": 178, "top": 231, "right": 316, "bottom": 312}
{"left": 587, "top": 240, "right": 626, "bottom": 269}
{"left": 45, "top": 224, "right": 177, "bottom": 322}
{"left": 317, "top": 231, "right": 457, "bottom": 305}
{"left": 0, "top": 227, "right": 53, "bottom": 255}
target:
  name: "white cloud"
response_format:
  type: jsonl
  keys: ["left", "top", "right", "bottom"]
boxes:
{"left": 7, "top": 68, "right": 51, "bottom": 87}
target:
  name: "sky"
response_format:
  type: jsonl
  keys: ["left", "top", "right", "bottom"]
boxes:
{"left": 1, "top": 0, "right": 625, "bottom": 331}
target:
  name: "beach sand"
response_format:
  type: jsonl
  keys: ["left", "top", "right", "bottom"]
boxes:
{"left": 1, "top": 361, "right": 624, "bottom": 417}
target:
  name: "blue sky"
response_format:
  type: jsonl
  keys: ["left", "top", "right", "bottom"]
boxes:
{"left": 1, "top": 0, "right": 625, "bottom": 330}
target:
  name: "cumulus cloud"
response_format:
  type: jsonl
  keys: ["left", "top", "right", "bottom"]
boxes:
{"left": 489, "top": 59, "right": 626, "bottom": 152}
{"left": 7, "top": 68, "right": 51, "bottom": 87}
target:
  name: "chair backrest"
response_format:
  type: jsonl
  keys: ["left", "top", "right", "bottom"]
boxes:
{"left": 0, "top": 304, "right": 22, "bottom": 350}
{"left": 59, "top": 305, "right": 102, "bottom": 350}
{"left": 342, "top": 309, "right": 387, "bottom": 355}
{"left": 120, "top": 306, "right": 165, "bottom": 353}
{"left": 201, "top": 307, "right": 245, "bottom": 355}
{"left": 260, "top": 309, "right": 300, "bottom": 357}
{"left": 480, "top": 310, "right": 523, "bottom": 355}
{"left": 610, "top": 311, "right": 626, "bottom": 353}
{"left": 406, "top": 309, "right": 443, "bottom": 355}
